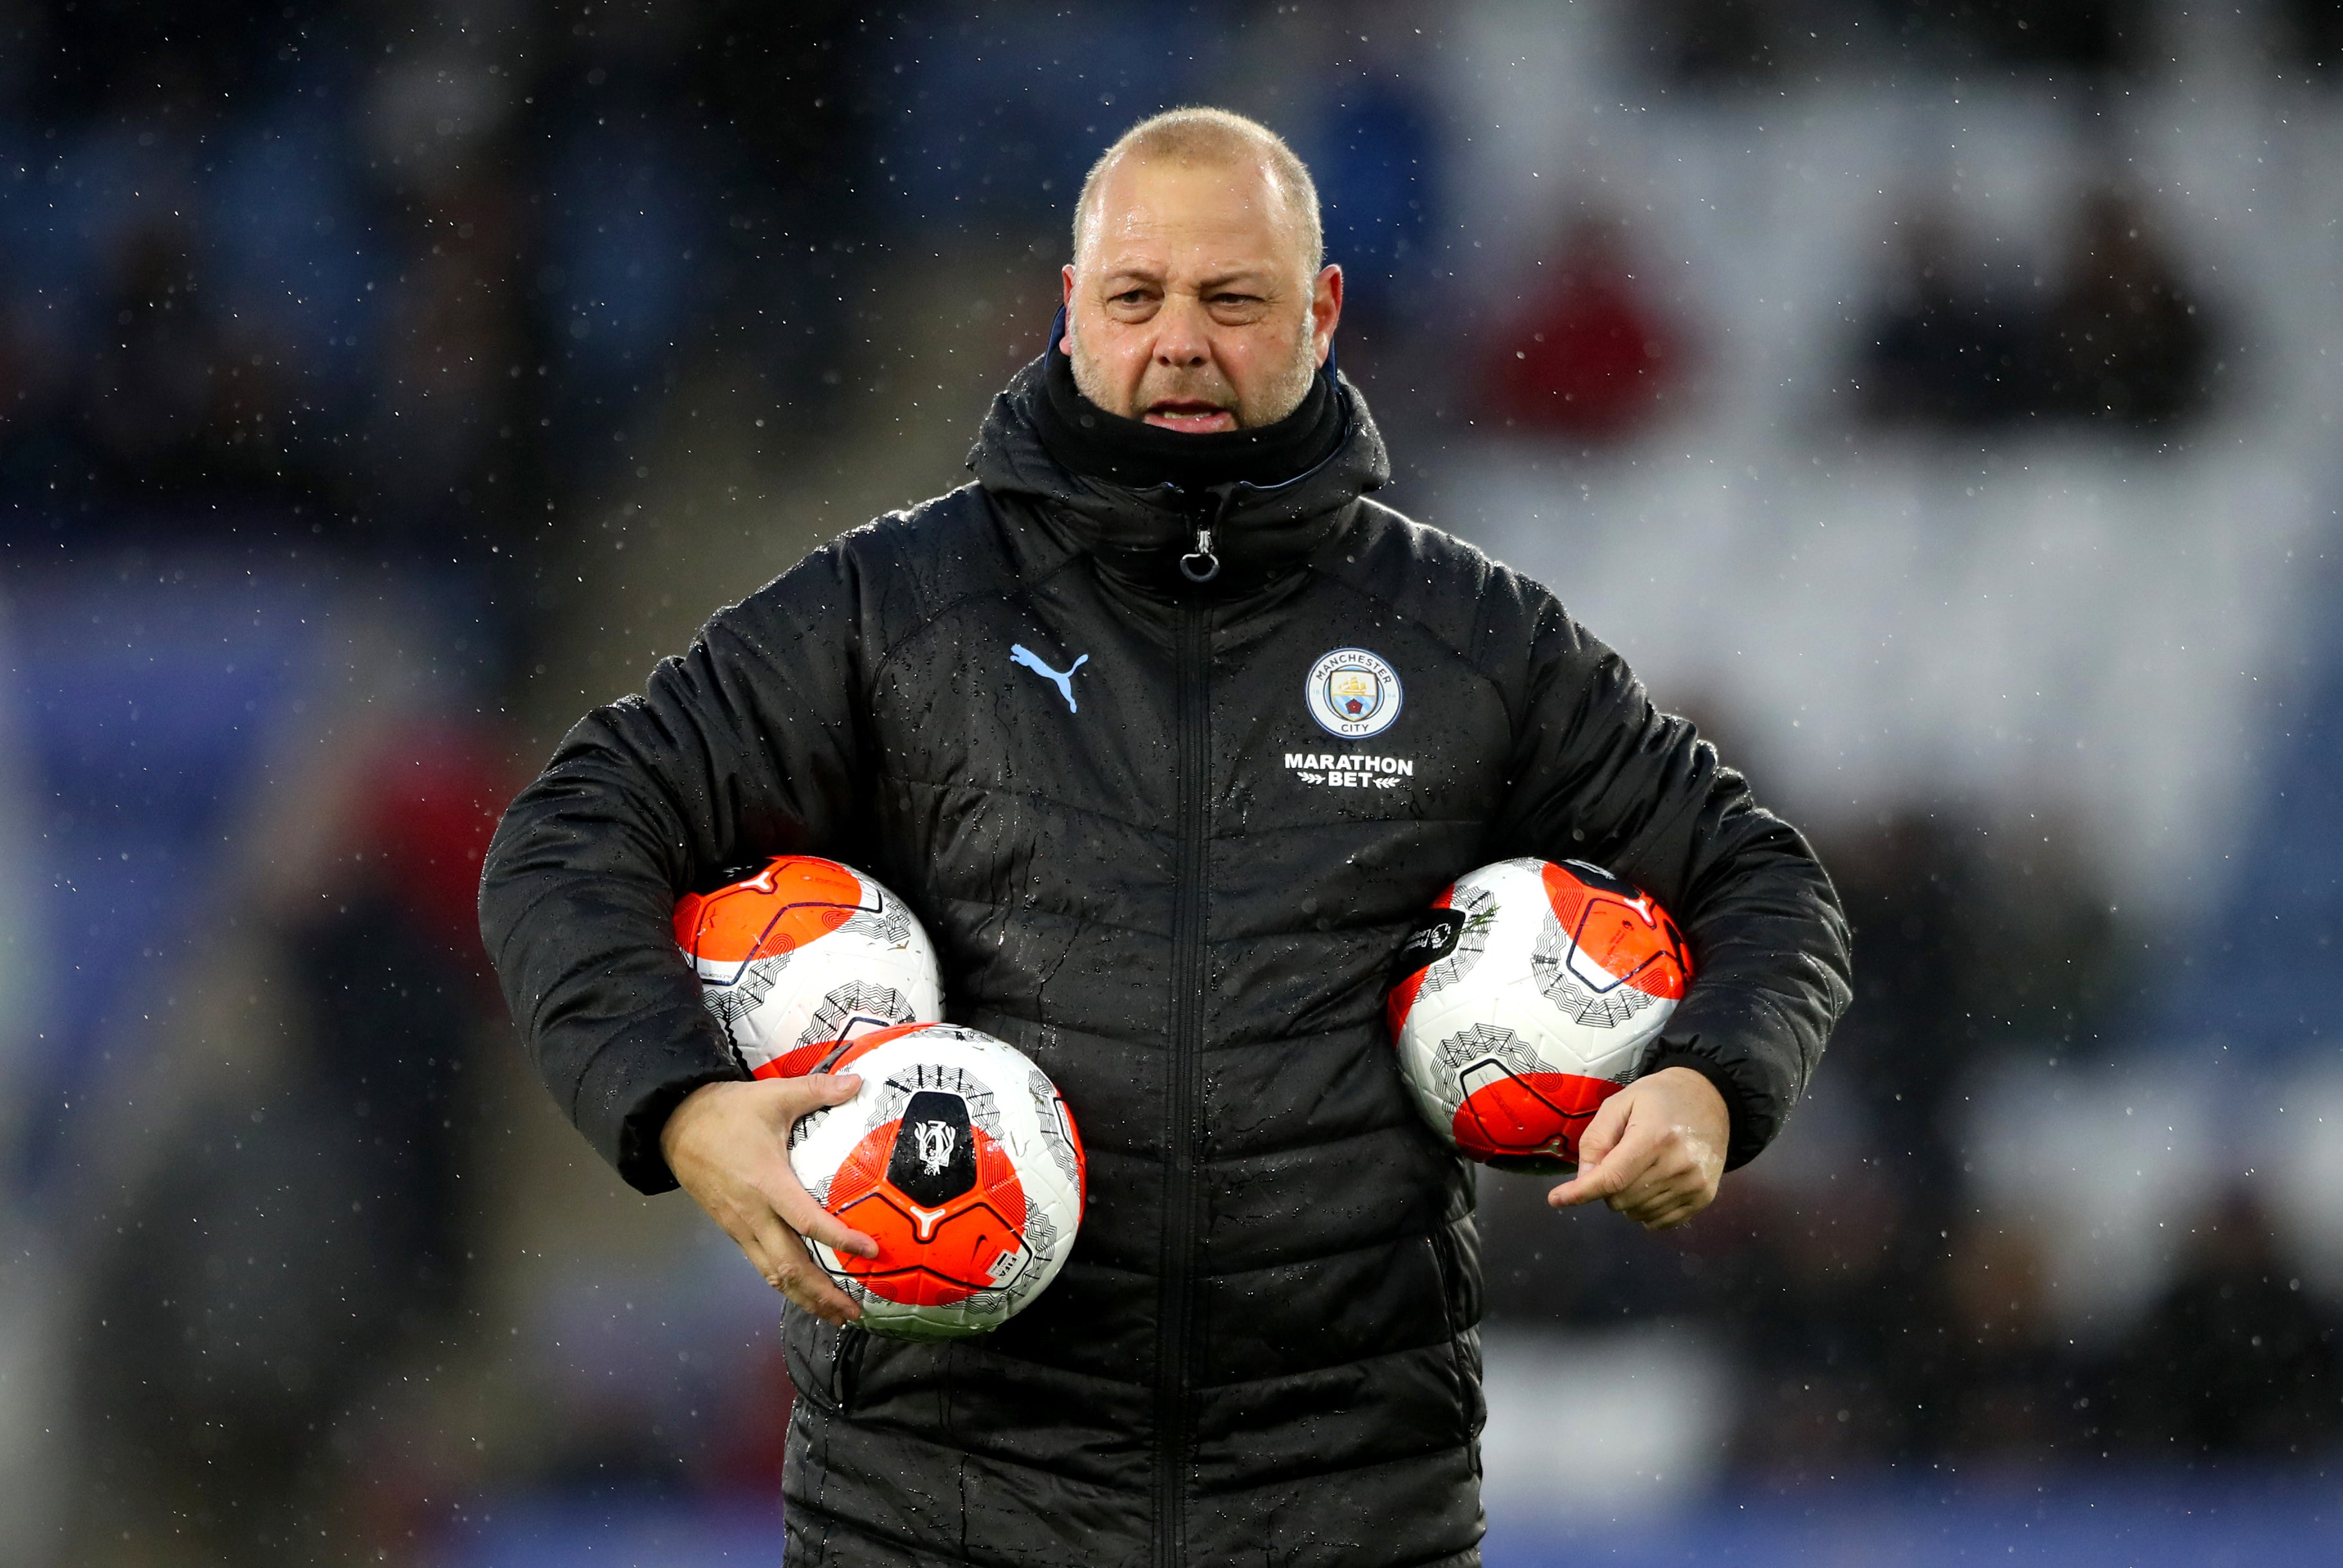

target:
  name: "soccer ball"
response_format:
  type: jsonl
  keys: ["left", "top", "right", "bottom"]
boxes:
{"left": 788, "top": 1023, "right": 1087, "bottom": 1340}
{"left": 674, "top": 855, "right": 942, "bottom": 1079}
{"left": 1388, "top": 858, "right": 1692, "bottom": 1173}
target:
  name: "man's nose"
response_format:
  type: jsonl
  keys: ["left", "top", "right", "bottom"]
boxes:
{"left": 1153, "top": 296, "right": 1211, "bottom": 366}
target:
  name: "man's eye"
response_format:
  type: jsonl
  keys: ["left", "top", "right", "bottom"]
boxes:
{"left": 1214, "top": 294, "right": 1261, "bottom": 306}
{"left": 1113, "top": 290, "right": 1151, "bottom": 305}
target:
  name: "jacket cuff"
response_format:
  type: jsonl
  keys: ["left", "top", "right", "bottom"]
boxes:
{"left": 575, "top": 1005, "right": 746, "bottom": 1194}
{"left": 1639, "top": 1035, "right": 1764, "bottom": 1171}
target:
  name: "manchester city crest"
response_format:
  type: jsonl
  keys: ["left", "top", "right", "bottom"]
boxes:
{"left": 1306, "top": 648, "right": 1403, "bottom": 739}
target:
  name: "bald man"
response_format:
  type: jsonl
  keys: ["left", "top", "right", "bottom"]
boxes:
{"left": 482, "top": 108, "right": 1851, "bottom": 1568}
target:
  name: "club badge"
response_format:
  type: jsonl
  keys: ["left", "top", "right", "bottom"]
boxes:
{"left": 1305, "top": 648, "right": 1403, "bottom": 740}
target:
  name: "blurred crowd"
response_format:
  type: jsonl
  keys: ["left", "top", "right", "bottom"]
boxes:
{"left": 0, "top": 0, "right": 870, "bottom": 557}
{"left": 3, "top": 2, "right": 2340, "bottom": 1565}
{"left": 1481, "top": 799, "right": 2343, "bottom": 1476}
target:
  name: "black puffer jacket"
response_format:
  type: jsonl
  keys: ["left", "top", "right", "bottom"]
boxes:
{"left": 479, "top": 357, "right": 1852, "bottom": 1567}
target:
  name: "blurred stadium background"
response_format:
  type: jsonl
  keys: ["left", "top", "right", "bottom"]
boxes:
{"left": 3, "top": 1, "right": 2340, "bottom": 1563}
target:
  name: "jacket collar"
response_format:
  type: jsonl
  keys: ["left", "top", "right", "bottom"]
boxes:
{"left": 967, "top": 348, "right": 1392, "bottom": 599}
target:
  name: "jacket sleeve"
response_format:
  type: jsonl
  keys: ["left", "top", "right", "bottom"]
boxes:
{"left": 478, "top": 541, "right": 873, "bottom": 1193}
{"left": 1485, "top": 595, "right": 1852, "bottom": 1169}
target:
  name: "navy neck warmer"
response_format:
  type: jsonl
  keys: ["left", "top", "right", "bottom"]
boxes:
{"left": 1031, "top": 315, "right": 1345, "bottom": 494}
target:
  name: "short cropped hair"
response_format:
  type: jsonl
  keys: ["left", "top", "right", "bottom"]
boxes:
{"left": 1070, "top": 107, "right": 1324, "bottom": 275}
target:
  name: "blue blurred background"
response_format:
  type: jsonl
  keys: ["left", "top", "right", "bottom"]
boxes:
{"left": 3, "top": 2, "right": 2340, "bottom": 1563}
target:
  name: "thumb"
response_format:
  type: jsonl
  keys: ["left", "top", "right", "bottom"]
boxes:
{"left": 765, "top": 1071, "right": 864, "bottom": 1124}
{"left": 1576, "top": 1090, "right": 1632, "bottom": 1170}
{"left": 801, "top": 1070, "right": 865, "bottom": 1104}
{"left": 1547, "top": 1092, "right": 1634, "bottom": 1209}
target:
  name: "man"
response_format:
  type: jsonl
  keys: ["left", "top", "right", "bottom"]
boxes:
{"left": 481, "top": 109, "right": 1851, "bottom": 1567}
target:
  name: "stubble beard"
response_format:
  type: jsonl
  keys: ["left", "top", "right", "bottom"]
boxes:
{"left": 1067, "top": 311, "right": 1320, "bottom": 430}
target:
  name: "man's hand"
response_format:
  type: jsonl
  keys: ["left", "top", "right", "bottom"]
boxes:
{"left": 1547, "top": 1066, "right": 1730, "bottom": 1232}
{"left": 662, "top": 1075, "right": 880, "bottom": 1325}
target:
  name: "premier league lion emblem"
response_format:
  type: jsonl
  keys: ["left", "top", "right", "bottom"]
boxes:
{"left": 1306, "top": 648, "right": 1404, "bottom": 739}
{"left": 913, "top": 1118, "right": 958, "bottom": 1176}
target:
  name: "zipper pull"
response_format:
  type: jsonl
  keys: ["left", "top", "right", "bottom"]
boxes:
{"left": 1181, "top": 482, "right": 1240, "bottom": 584}
{"left": 1179, "top": 524, "right": 1221, "bottom": 583}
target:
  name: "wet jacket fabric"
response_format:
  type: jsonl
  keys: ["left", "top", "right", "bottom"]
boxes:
{"left": 478, "top": 354, "right": 1853, "bottom": 1568}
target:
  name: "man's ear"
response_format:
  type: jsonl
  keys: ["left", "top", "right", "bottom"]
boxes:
{"left": 1060, "top": 265, "right": 1077, "bottom": 354}
{"left": 1312, "top": 264, "right": 1344, "bottom": 365}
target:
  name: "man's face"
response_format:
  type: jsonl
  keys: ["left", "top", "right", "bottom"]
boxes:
{"left": 1062, "top": 156, "right": 1342, "bottom": 432}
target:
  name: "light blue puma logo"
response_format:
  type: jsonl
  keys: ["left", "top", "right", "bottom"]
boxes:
{"left": 1011, "top": 644, "right": 1089, "bottom": 713}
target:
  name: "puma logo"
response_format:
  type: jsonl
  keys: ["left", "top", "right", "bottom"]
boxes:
{"left": 1011, "top": 643, "right": 1089, "bottom": 713}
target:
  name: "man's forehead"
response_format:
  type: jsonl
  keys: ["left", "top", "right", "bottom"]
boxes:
{"left": 1080, "top": 156, "right": 1305, "bottom": 272}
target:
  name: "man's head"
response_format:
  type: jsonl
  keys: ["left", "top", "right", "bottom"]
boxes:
{"left": 1062, "top": 107, "right": 1341, "bottom": 433}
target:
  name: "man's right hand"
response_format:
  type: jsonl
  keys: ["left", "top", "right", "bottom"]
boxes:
{"left": 661, "top": 1075, "right": 879, "bottom": 1326}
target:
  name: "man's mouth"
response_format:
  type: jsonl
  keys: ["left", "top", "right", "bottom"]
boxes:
{"left": 1144, "top": 400, "right": 1238, "bottom": 434}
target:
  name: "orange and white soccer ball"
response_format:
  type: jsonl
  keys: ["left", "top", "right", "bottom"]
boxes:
{"left": 788, "top": 1023, "right": 1087, "bottom": 1340}
{"left": 673, "top": 855, "right": 942, "bottom": 1079}
{"left": 1388, "top": 858, "right": 1693, "bottom": 1173}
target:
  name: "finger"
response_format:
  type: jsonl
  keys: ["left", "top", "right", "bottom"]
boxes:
{"left": 764, "top": 1167, "right": 881, "bottom": 1259}
{"left": 766, "top": 1071, "right": 863, "bottom": 1126}
{"left": 1639, "top": 1195, "right": 1705, "bottom": 1232}
{"left": 795, "top": 1070, "right": 864, "bottom": 1106}
{"left": 721, "top": 1201, "right": 856, "bottom": 1322}
{"left": 1574, "top": 1091, "right": 1635, "bottom": 1172}
{"left": 757, "top": 1216, "right": 863, "bottom": 1326}
{"left": 1634, "top": 1171, "right": 1717, "bottom": 1228}
{"left": 1613, "top": 1154, "right": 1713, "bottom": 1223}
{"left": 754, "top": 1135, "right": 879, "bottom": 1259}
{"left": 752, "top": 1075, "right": 882, "bottom": 1259}
{"left": 1613, "top": 1178, "right": 1689, "bottom": 1223}
{"left": 1548, "top": 1121, "right": 1665, "bottom": 1208}
{"left": 1608, "top": 1185, "right": 1665, "bottom": 1218}
{"left": 715, "top": 1207, "right": 783, "bottom": 1284}
{"left": 1606, "top": 1138, "right": 1698, "bottom": 1207}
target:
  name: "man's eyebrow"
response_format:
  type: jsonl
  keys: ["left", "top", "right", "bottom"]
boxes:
{"left": 1094, "top": 261, "right": 1167, "bottom": 286}
{"left": 1092, "top": 263, "right": 1280, "bottom": 291}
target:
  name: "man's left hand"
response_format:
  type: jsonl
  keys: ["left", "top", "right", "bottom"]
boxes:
{"left": 1547, "top": 1066, "right": 1730, "bottom": 1231}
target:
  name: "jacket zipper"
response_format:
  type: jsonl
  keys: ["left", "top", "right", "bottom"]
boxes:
{"left": 1155, "top": 599, "right": 1211, "bottom": 1568}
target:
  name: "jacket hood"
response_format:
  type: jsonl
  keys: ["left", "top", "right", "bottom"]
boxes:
{"left": 967, "top": 350, "right": 1392, "bottom": 596}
